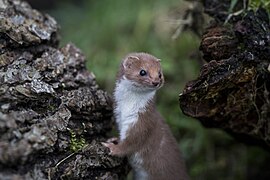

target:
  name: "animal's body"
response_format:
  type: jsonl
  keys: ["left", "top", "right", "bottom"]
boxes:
{"left": 102, "top": 53, "right": 189, "bottom": 180}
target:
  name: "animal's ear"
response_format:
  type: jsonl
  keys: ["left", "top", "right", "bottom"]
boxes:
{"left": 123, "top": 55, "right": 139, "bottom": 69}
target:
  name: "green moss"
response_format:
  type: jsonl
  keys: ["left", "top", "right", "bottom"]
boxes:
{"left": 68, "top": 129, "right": 86, "bottom": 152}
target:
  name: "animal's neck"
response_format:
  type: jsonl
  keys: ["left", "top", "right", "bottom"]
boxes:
{"left": 114, "top": 78, "right": 156, "bottom": 140}
{"left": 114, "top": 78, "right": 156, "bottom": 110}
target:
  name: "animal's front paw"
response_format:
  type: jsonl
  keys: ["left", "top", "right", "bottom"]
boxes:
{"left": 106, "top": 137, "right": 119, "bottom": 144}
{"left": 101, "top": 142, "right": 121, "bottom": 156}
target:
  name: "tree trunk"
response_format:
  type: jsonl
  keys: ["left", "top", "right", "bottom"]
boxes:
{"left": 180, "top": 1, "right": 270, "bottom": 150}
{"left": 0, "top": 0, "right": 129, "bottom": 179}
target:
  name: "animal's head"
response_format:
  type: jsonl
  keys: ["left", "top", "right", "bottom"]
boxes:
{"left": 119, "top": 52, "right": 164, "bottom": 92}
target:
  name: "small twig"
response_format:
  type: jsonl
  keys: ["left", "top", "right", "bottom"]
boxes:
{"left": 55, "top": 152, "right": 75, "bottom": 169}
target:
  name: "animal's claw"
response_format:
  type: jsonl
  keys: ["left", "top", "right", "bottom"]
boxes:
{"left": 101, "top": 141, "right": 120, "bottom": 156}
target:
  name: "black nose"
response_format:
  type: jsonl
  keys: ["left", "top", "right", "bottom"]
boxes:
{"left": 152, "top": 82, "right": 159, "bottom": 86}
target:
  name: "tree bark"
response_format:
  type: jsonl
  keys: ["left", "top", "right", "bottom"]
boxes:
{"left": 180, "top": 1, "right": 270, "bottom": 150}
{"left": 0, "top": 0, "right": 129, "bottom": 179}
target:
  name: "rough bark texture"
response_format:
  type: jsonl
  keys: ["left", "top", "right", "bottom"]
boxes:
{"left": 0, "top": 0, "right": 129, "bottom": 179}
{"left": 180, "top": 1, "right": 270, "bottom": 149}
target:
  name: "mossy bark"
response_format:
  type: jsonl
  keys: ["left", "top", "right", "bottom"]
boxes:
{"left": 0, "top": 0, "right": 129, "bottom": 179}
{"left": 180, "top": 1, "right": 270, "bottom": 150}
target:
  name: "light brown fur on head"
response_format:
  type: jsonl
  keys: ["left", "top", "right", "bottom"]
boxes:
{"left": 117, "top": 52, "right": 164, "bottom": 90}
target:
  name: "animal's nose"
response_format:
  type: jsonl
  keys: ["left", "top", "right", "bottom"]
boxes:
{"left": 152, "top": 81, "right": 159, "bottom": 86}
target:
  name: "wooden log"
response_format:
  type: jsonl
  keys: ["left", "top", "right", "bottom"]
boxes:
{"left": 0, "top": 0, "right": 129, "bottom": 179}
{"left": 180, "top": 3, "right": 270, "bottom": 149}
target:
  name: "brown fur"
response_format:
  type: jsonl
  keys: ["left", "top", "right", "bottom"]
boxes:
{"left": 104, "top": 52, "right": 189, "bottom": 180}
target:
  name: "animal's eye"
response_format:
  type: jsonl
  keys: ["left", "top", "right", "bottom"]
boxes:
{"left": 139, "top": 69, "right": 147, "bottom": 76}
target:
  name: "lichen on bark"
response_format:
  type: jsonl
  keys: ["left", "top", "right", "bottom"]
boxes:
{"left": 180, "top": 2, "right": 270, "bottom": 149}
{"left": 0, "top": 0, "right": 129, "bottom": 179}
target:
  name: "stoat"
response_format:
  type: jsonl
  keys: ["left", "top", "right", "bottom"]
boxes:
{"left": 102, "top": 52, "right": 189, "bottom": 180}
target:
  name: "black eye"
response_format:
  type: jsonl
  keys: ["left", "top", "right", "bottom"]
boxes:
{"left": 139, "top": 69, "right": 147, "bottom": 76}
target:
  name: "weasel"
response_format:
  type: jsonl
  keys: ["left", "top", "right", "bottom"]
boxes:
{"left": 102, "top": 52, "right": 189, "bottom": 180}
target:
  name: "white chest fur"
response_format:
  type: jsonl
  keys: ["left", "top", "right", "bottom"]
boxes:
{"left": 114, "top": 78, "right": 155, "bottom": 140}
